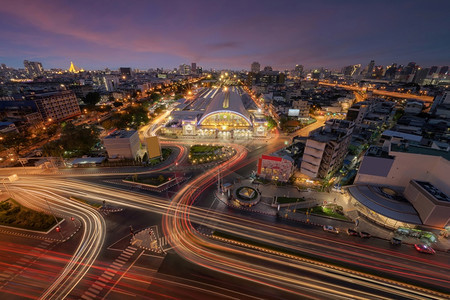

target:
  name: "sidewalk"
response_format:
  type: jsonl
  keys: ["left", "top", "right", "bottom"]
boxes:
{"left": 0, "top": 217, "right": 81, "bottom": 243}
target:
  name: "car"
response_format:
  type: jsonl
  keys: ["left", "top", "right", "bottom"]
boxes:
{"left": 323, "top": 225, "right": 339, "bottom": 234}
{"left": 391, "top": 238, "right": 402, "bottom": 245}
{"left": 359, "top": 231, "right": 371, "bottom": 238}
{"left": 347, "top": 229, "right": 359, "bottom": 236}
{"left": 414, "top": 244, "right": 435, "bottom": 254}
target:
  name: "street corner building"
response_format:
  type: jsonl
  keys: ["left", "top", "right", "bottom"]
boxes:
{"left": 161, "top": 86, "right": 268, "bottom": 139}
{"left": 102, "top": 129, "right": 140, "bottom": 160}
{"left": 346, "top": 141, "right": 450, "bottom": 231}
{"left": 257, "top": 154, "right": 295, "bottom": 182}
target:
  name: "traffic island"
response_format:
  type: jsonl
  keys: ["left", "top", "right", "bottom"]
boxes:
{"left": 131, "top": 226, "right": 163, "bottom": 253}
{"left": 0, "top": 198, "right": 60, "bottom": 231}
{"left": 0, "top": 198, "right": 81, "bottom": 242}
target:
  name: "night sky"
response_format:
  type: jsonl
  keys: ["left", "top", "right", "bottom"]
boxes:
{"left": 0, "top": 0, "right": 449, "bottom": 70}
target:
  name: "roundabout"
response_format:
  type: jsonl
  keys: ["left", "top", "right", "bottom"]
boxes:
{"left": 233, "top": 185, "right": 261, "bottom": 207}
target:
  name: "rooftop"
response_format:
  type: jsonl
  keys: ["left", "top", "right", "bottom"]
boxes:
{"left": 390, "top": 143, "right": 450, "bottom": 161}
{"left": 382, "top": 130, "right": 423, "bottom": 142}
{"left": 365, "top": 146, "right": 394, "bottom": 159}
{"left": 198, "top": 87, "right": 251, "bottom": 125}
{"left": 348, "top": 185, "right": 422, "bottom": 224}
{"left": 415, "top": 180, "right": 449, "bottom": 203}
{"left": 104, "top": 129, "right": 137, "bottom": 139}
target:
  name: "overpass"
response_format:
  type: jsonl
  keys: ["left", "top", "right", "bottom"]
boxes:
{"left": 319, "top": 82, "right": 434, "bottom": 103}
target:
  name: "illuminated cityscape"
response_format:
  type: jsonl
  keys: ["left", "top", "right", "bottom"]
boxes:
{"left": 0, "top": 1, "right": 449, "bottom": 299}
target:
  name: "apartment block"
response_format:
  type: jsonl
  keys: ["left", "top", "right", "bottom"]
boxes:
{"left": 301, "top": 119, "right": 354, "bottom": 178}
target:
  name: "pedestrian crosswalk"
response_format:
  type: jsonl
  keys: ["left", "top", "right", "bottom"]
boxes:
{"left": 80, "top": 245, "right": 139, "bottom": 300}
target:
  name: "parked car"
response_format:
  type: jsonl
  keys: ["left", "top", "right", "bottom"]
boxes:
{"left": 414, "top": 244, "right": 435, "bottom": 254}
{"left": 347, "top": 229, "right": 359, "bottom": 236}
{"left": 391, "top": 238, "right": 402, "bottom": 245}
{"left": 359, "top": 231, "right": 371, "bottom": 238}
{"left": 323, "top": 225, "right": 339, "bottom": 234}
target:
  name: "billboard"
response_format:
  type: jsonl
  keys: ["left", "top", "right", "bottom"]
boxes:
{"left": 146, "top": 136, "right": 161, "bottom": 159}
{"left": 288, "top": 109, "right": 300, "bottom": 117}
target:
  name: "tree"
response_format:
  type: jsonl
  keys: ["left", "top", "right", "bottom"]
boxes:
{"left": 83, "top": 92, "right": 101, "bottom": 107}
{"left": 42, "top": 140, "right": 64, "bottom": 157}
{"left": 265, "top": 116, "right": 277, "bottom": 130}
{"left": 42, "top": 124, "right": 100, "bottom": 157}
{"left": 2, "top": 131, "right": 29, "bottom": 154}
{"left": 101, "top": 119, "right": 115, "bottom": 130}
{"left": 150, "top": 93, "right": 161, "bottom": 103}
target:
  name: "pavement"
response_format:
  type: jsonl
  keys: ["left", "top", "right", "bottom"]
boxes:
{"left": 215, "top": 178, "right": 450, "bottom": 252}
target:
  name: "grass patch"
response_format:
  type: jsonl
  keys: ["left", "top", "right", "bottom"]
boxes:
{"left": 276, "top": 196, "right": 306, "bottom": 204}
{"left": 0, "top": 198, "right": 58, "bottom": 231}
{"left": 70, "top": 196, "right": 102, "bottom": 208}
{"left": 212, "top": 230, "right": 448, "bottom": 295}
{"left": 126, "top": 174, "right": 171, "bottom": 186}
{"left": 253, "top": 177, "right": 271, "bottom": 184}
{"left": 189, "top": 145, "right": 225, "bottom": 164}
{"left": 190, "top": 145, "right": 222, "bottom": 154}
{"left": 148, "top": 147, "right": 173, "bottom": 166}
{"left": 297, "top": 205, "right": 350, "bottom": 221}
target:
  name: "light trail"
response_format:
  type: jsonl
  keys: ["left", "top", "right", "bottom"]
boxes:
{"left": 7, "top": 185, "right": 106, "bottom": 300}
{"left": 3, "top": 128, "right": 449, "bottom": 298}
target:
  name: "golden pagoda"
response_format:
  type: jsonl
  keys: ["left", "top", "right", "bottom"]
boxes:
{"left": 68, "top": 61, "right": 84, "bottom": 73}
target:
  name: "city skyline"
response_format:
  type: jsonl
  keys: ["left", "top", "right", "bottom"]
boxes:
{"left": 1, "top": 0, "right": 449, "bottom": 70}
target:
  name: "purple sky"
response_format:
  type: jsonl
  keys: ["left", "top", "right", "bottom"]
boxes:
{"left": 0, "top": 0, "right": 449, "bottom": 71}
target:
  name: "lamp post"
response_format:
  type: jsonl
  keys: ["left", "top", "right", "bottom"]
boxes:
{"left": 1, "top": 177, "right": 11, "bottom": 198}
{"left": 45, "top": 198, "right": 64, "bottom": 239}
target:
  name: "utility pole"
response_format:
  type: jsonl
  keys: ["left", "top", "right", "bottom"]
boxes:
{"left": 217, "top": 166, "right": 221, "bottom": 194}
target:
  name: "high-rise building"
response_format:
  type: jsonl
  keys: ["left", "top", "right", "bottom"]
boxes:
{"left": 179, "top": 64, "right": 191, "bottom": 75}
{"left": 301, "top": 119, "right": 355, "bottom": 178}
{"left": 430, "top": 91, "right": 450, "bottom": 117}
{"left": 413, "top": 68, "right": 430, "bottom": 84}
{"left": 439, "top": 66, "right": 449, "bottom": 75}
{"left": 103, "top": 76, "right": 120, "bottom": 92}
{"left": 429, "top": 66, "right": 439, "bottom": 75}
{"left": 23, "top": 60, "right": 44, "bottom": 77}
{"left": 364, "top": 60, "right": 375, "bottom": 77}
{"left": 251, "top": 62, "right": 260, "bottom": 73}
{"left": 293, "top": 64, "right": 304, "bottom": 77}
{"left": 384, "top": 63, "right": 398, "bottom": 79}
{"left": 342, "top": 64, "right": 361, "bottom": 77}
{"left": 263, "top": 66, "right": 273, "bottom": 72}
{"left": 25, "top": 90, "right": 81, "bottom": 122}
{"left": 119, "top": 67, "right": 132, "bottom": 77}
{"left": 191, "top": 62, "right": 197, "bottom": 74}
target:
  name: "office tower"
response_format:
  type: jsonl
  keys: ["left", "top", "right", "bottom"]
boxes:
{"left": 23, "top": 60, "right": 44, "bottom": 77}
{"left": 429, "top": 66, "right": 439, "bottom": 75}
{"left": 439, "top": 66, "right": 448, "bottom": 75}
{"left": 251, "top": 62, "right": 260, "bottom": 73}
{"left": 363, "top": 60, "right": 375, "bottom": 77}
{"left": 293, "top": 64, "right": 304, "bottom": 77}
{"left": 119, "top": 67, "right": 132, "bottom": 77}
